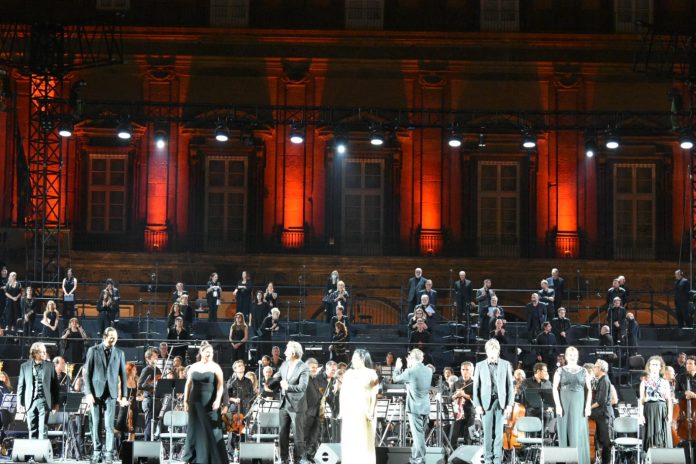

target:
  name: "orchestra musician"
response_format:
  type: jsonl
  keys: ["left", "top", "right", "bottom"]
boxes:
{"left": 590, "top": 359, "right": 614, "bottom": 464}
{"left": 450, "top": 361, "right": 475, "bottom": 446}
{"left": 523, "top": 363, "right": 551, "bottom": 418}
{"left": 226, "top": 360, "right": 254, "bottom": 455}
{"left": 305, "top": 357, "right": 327, "bottom": 459}
{"left": 138, "top": 347, "right": 162, "bottom": 442}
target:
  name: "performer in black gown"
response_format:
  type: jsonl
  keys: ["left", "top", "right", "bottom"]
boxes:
{"left": 182, "top": 341, "right": 228, "bottom": 464}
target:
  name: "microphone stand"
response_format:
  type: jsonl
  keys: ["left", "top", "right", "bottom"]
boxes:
{"left": 152, "top": 347, "right": 172, "bottom": 442}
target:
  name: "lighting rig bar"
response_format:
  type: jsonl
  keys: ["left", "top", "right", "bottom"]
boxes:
{"left": 76, "top": 100, "right": 693, "bottom": 135}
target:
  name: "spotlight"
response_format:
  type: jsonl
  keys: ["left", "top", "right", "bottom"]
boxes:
{"left": 478, "top": 130, "right": 486, "bottom": 148}
{"left": 584, "top": 138, "right": 597, "bottom": 158}
{"left": 521, "top": 131, "right": 536, "bottom": 149}
{"left": 214, "top": 123, "right": 229, "bottom": 142}
{"left": 605, "top": 132, "right": 620, "bottom": 150}
{"left": 154, "top": 129, "right": 168, "bottom": 149}
{"left": 680, "top": 131, "right": 694, "bottom": 150}
{"left": 334, "top": 135, "right": 348, "bottom": 154}
{"left": 370, "top": 128, "right": 385, "bottom": 146}
{"left": 447, "top": 130, "right": 463, "bottom": 148}
{"left": 116, "top": 121, "right": 132, "bottom": 140}
{"left": 289, "top": 124, "right": 304, "bottom": 144}
{"left": 58, "top": 119, "right": 73, "bottom": 138}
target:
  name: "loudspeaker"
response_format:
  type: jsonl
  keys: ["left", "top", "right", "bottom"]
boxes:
{"left": 647, "top": 448, "right": 687, "bottom": 464}
{"left": 375, "top": 446, "right": 446, "bottom": 464}
{"left": 239, "top": 443, "right": 275, "bottom": 464}
{"left": 314, "top": 443, "right": 341, "bottom": 464}
{"left": 448, "top": 445, "right": 483, "bottom": 464}
{"left": 120, "top": 440, "right": 162, "bottom": 464}
{"left": 11, "top": 439, "right": 52, "bottom": 463}
{"left": 541, "top": 447, "right": 579, "bottom": 464}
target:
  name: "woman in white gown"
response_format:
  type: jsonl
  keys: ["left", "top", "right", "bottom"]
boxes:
{"left": 340, "top": 349, "right": 379, "bottom": 463}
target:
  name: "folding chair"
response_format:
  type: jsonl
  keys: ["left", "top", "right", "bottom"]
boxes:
{"left": 159, "top": 410, "right": 188, "bottom": 460}
{"left": 512, "top": 416, "right": 543, "bottom": 464}
{"left": 612, "top": 416, "right": 641, "bottom": 464}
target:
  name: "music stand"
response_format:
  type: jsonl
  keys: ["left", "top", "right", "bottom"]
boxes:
{"left": 61, "top": 393, "right": 83, "bottom": 461}
{"left": 1, "top": 393, "right": 17, "bottom": 413}
{"left": 156, "top": 379, "right": 186, "bottom": 463}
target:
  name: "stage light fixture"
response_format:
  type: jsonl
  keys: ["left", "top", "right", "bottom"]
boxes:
{"left": 116, "top": 121, "right": 132, "bottom": 140}
{"left": 58, "top": 119, "right": 73, "bottom": 138}
{"left": 680, "top": 131, "right": 694, "bottom": 150}
{"left": 214, "top": 123, "right": 229, "bottom": 142}
{"left": 584, "top": 135, "right": 597, "bottom": 158}
{"left": 521, "top": 131, "right": 537, "bottom": 149}
{"left": 154, "top": 130, "right": 168, "bottom": 149}
{"left": 369, "top": 128, "right": 385, "bottom": 146}
{"left": 289, "top": 124, "right": 304, "bottom": 144}
{"left": 605, "top": 132, "right": 620, "bottom": 150}
{"left": 478, "top": 129, "right": 487, "bottom": 148}
{"left": 447, "top": 130, "right": 463, "bottom": 148}
{"left": 334, "top": 135, "right": 348, "bottom": 154}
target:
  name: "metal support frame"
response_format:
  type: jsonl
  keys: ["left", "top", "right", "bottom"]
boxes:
{"left": 0, "top": 20, "right": 122, "bottom": 293}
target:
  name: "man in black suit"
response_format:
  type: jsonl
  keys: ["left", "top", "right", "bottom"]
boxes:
{"left": 84, "top": 327, "right": 128, "bottom": 464}
{"left": 304, "top": 358, "right": 327, "bottom": 458}
{"left": 476, "top": 279, "right": 495, "bottom": 338}
{"left": 273, "top": 341, "right": 309, "bottom": 464}
{"left": 551, "top": 307, "right": 571, "bottom": 346}
{"left": 535, "top": 322, "right": 557, "bottom": 367}
{"left": 17, "top": 342, "right": 60, "bottom": 439}
{"left": 606, "top": 278, "right": 626, "bottom": 308}
{"left": 406, "top": 268, "right": 427, "bottom": 314}
{"left": 454, "top": 271, "right": 473, "bottom": 323}
{"left": 675, "top": 269, "right": 692, "bottom": 327}
{"left": 417, "top": 279, "right": 438, "bottom": 310}
{"left": 547, "top": 268, "right": 565, "bottom": 314}
{"left": 526, "top": 293, "right": 547, "bottom": 341}
{"left": 607, "top": 296, "right": 626, "bottom": 345}
{"left": 591, "top": 360, "right": 614, "bottom": 464}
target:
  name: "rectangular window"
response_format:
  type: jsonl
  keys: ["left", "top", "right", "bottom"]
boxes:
{"left": 96, "top": 0, "right": 130, "bottom": 10}
{"left": 210, "top": 0, "right": 250, "bottom": 27}
{"left": 480, "top": 0, "right": 519, "bottom": 32}
{"left": 615, "top": 0, "right": 652, "bottom": 33}
{"left": 477, "top": 161, "right": 520, "bottom": 257}
{"left": 205, "top": 156, "right": 247, "bottom": 251}
{"left": 88, "top": 154, "right": 127, "bottom": 233}
{"left": 341, "top": 158, "right": 384, "bottom": 254}
{"left": 613, "top": 163, "right": 655, "bottom": 259}
{"left": 345, "top": 0, "right": 384, "bottom": 30}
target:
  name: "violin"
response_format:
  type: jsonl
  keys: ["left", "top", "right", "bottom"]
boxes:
{"left": 222, "top": 401, "right": 246, "bottom": 434}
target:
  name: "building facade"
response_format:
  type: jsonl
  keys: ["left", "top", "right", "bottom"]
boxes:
{"left": 0, "top": 0, "right": 694, "bottom": 262}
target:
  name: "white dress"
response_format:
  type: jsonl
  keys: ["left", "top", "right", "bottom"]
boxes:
{"left": 340, "top": 366, "right": 379, "bottom": 463}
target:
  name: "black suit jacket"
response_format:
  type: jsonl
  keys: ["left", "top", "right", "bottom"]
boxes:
{"left": 407, "top": 276, "right": 427, "bottom": 304}
{"left": 454, "top": 279, "right": 472, "bottom": 311}
{"left": 84, "top": 343, "right": 128, "bottom": 400}
{"left": 273, "top": 360, "right": 309, "bottom": 413}
{"left": 17, "top": 359, "right": 60, "bottom": 409}
{"left": 526, "top": 302, "right": 548, "bottom": 338}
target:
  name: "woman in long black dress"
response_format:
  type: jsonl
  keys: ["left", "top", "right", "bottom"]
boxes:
{"left": 228, "top": 313, "right": 248, "bottom": 363}
{"left": 41, "top": 300, "right": 60, "bottom": 338}
{"left": 206, "top": 273, "right": 221, "bottom": 322}
{"left": 250, "top": 291, "right": 269, "bottom": 337}
{"left": 4, "top": 271, "right": 21, "bottom": 331}
{"left": 233, "top": 271, "right": 252, "bottom": 318}
{"left": 61, "top": 317, "right": 89, "bottom": 366}
{"left": 20, "top": 285, "right": 39, "bottom": 336}
{"left": 330, "top": 321, "right": 350, "bottom": 364}
{"left": 182, "top": 342, "right": 228, "bottom": 464}
{"left": 61, "top": 268, "right": 77, "bottom": 323}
